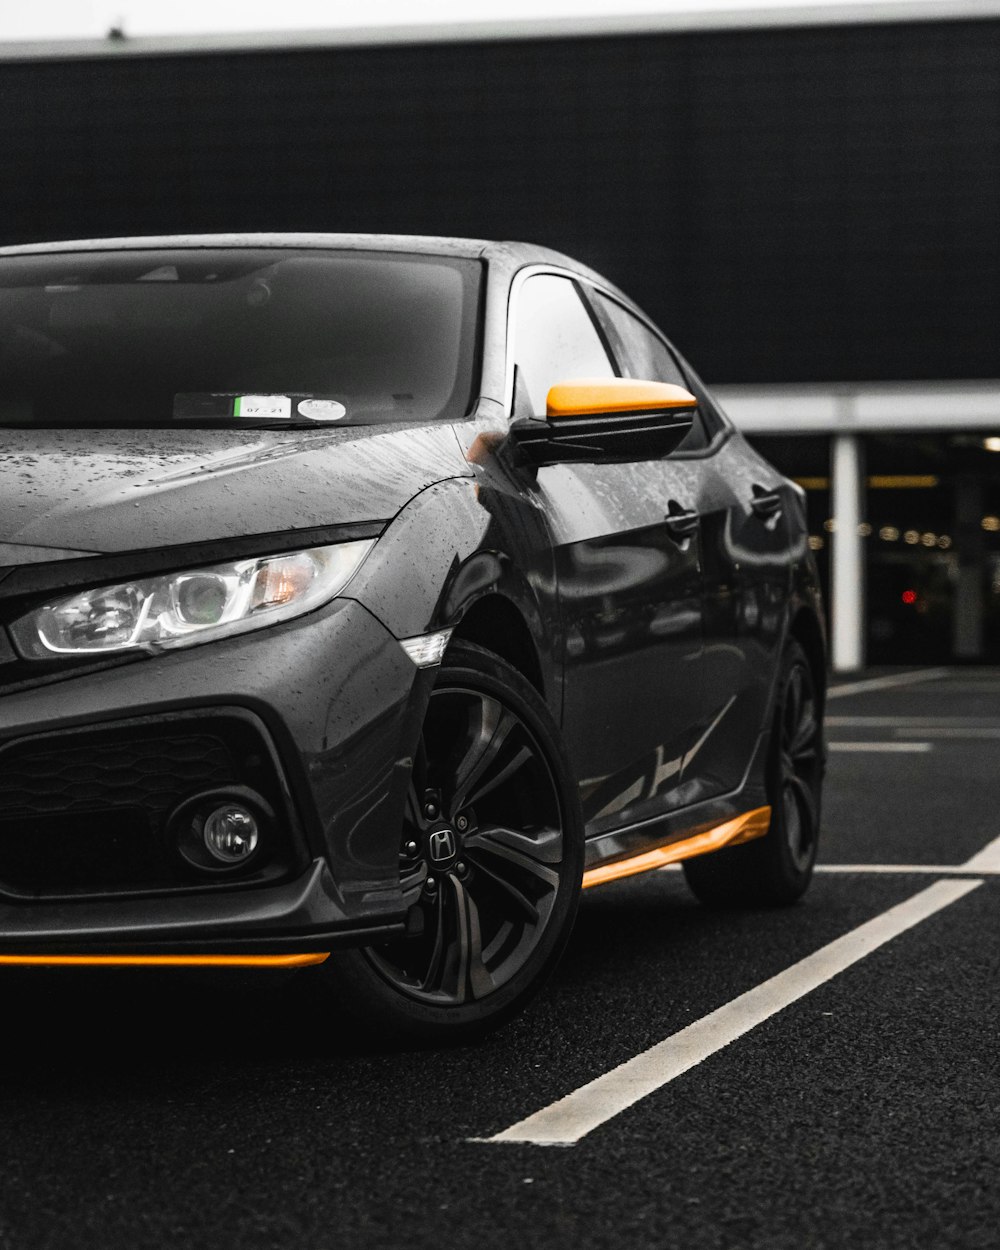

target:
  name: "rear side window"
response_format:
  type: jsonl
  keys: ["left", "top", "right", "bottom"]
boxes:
{"left": 589, "top": 291, "right": 688, "bottom": 388}
{"left": 512, "top": 274, "right": 614, "bottom": 417}
{"left": 588, "top": 290, "right": 723, "bottom": 451}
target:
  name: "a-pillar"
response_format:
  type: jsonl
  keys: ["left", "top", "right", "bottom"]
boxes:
{"left": 831, "top": 433, "right": 865, "bottom": 672}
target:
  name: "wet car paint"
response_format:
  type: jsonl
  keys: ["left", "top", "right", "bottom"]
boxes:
{"left": 0, "top": 423, "right": 472, "bottom": 553}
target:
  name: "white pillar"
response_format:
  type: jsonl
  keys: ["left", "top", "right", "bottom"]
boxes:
{"left": 831, "top": 433, "right": 865, "bottom": 672}
{"left": 953, "top": 473, "right": 984, "bottom": 660}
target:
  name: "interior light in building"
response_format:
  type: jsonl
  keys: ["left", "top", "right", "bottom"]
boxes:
{"left": 984, "top": 437, "right": 1000, "bottom": 452}
{"left": 901, "top": 589, "right": 917, "bottom": 605}
{"left": 808, "top": 535, "right": 824, "bottom": 551}
{"left": 879, "top": 526, "right": 900, "bottom": 541}
{"left": 938, "top": 535, "right": 952, "bottom": 549}
{"left": 904, "top": 530, "right": 920, "bottom": 544}
{"left": 793, "top": 475, "right": 939, "bottom": 490}
{"left": 982, "top": 516, "right": 1000, "bottom": 532}
{"left": 823, "top": 519, "right": 836, "bottom": 532}
{"left": 920, "top": 532, "right": 937, "bottom": 547}
{"left": 867, "top": 475, "right": 939, "bottom": 489}
{"left": 858, "top": 522, "right": 872, "bottom": 536}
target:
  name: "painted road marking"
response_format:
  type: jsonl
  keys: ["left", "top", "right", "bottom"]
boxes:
{"left": 654, "top": 861, "right": 1000, "bottom": 876}
{"left": 827, "top": 716, "right": 1000, "bottom": 727}
{"left": 963, "top": 832, "right": 1000, "bottom": 872}
{"left": 895, "top": 727, "right": 1000, "bottom": 740}
{"left": 827, "top": 742, "right": 931, "bottom": 752}
{"left": 826, "top": 668, "right": 949, "bottom": 699}
{"left": 815, "top": 863, "right": 1000, "bottom": 876}
{"left": 479, "top": 878, "right": 981, "bottom": 1146}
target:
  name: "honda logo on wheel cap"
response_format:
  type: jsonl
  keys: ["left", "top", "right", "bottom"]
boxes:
{"left": 428, "top": 828, "right": 457, "bottom": 863}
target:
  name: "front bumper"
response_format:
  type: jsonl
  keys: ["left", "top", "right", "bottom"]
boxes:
{"left": 0, "top": 860, "right": 404, "bottom": 956}
{"left": 0, "top": 597, "right": 431, "bottom": 956}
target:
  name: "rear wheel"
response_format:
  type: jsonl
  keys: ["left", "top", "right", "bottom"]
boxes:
{"left": 319, "top": 641, "right": 584, "bottom": 1044}
{"left": 682, "top": 638, "right": 823, "bottom": 907}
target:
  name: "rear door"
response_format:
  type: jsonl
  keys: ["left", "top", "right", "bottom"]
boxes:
{"left": 511, "top": 272, "right": 705, "bottom": 835}
{"left": 673, "top": 359, "right": 795, "bottom": 799}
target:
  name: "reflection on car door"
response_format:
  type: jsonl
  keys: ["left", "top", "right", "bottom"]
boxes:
{"left": 588, "top": 295, "right": 795, "bottom": 805}
{"left": 512, "top": 273, "right": 704, "bottom": 835}
{"left": 681, "top": 364, "right": 795, "bottom": 800}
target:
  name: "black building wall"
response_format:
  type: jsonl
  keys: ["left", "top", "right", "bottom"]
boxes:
{"left": 1, "top": 18, "right": 998, "bottom": 384}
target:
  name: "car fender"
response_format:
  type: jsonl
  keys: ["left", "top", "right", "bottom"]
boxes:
{"left": 349, "top": 470, "right": 550, "bottom": 625}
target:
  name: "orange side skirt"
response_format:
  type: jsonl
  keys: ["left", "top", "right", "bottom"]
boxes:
{"left": 581, "top": 805, "right": 772, "bottom": 890}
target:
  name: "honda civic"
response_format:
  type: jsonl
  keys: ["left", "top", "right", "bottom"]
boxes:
{"left": 0, "top": 234, "right": 826, "bottom": 1041}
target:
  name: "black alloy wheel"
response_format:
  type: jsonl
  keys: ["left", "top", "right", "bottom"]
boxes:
{"left": 775, "top": 648, "right": 823, "bottom": 877}
{"left": 683, "top": 638, "right": 824, "bottom": 907}
{"left": 320, "top": 641, "right": 584, "bottom": 1043}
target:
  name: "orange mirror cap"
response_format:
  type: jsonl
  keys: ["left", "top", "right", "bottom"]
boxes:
{"left": 546, "top": 378, "right": 698, "bottom": 419}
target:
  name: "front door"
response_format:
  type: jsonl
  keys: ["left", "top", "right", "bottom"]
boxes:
{"left": 510, "top": 272, "right": 705, "bottom": 834}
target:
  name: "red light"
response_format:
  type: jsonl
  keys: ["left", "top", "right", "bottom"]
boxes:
{"left": 902, "top": 589, "right": 917, "bottom": 605}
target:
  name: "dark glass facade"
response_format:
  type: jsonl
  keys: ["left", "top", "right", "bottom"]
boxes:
{"left": 0, "top": 17, "right": 998, "bottom": 386}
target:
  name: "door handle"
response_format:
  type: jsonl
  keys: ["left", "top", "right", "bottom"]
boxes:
{"left": 750, "top": 486, "right": 783, "bottom": 519}
{"left": 664, "top": 506, "right": 699, "bottom": 540}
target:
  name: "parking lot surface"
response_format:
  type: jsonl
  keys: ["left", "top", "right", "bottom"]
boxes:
{"left": 1, "top": 668, "right": 998, "bottom": 1249}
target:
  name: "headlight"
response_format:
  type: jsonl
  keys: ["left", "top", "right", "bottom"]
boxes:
{"left": 9, "top": 540, "right": 374, "bottom": 660}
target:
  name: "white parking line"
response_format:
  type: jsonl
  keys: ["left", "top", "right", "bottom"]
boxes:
{"left": 479, "top": 878, "right": 981, "bottom": 1146}
{"left": 896, "top": 727, "right": 1000, "bottom": 739}
{"left": 826, "top": 716, "right": 1000, "bottom": 727}
{"left": 655, "top": 860, "right": 1000, "bottom": 876}
{"left": 827, "top": 742, "right": 932, "bottom": 752}
{"left": 963, "top": 832, "right": 1000, "bottom": 872}
{"left": 825, "top": 668, "right": 949, "bottom": 699}
{"left": 816, "top": 863, "right": 1000, "bottom": 875}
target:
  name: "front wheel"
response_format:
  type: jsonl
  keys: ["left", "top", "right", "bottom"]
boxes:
{"left": 683, "top": 638, "right": 824, "bottom": 907}
{"left": 318, "top": 641, "right": 584, "bottom": 1044}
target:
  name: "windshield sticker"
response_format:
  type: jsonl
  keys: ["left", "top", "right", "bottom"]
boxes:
{"left": 297, "top": 399, "right": 347, "bottom": 421}
{"left": 173, "top": 393, "right": 344, "bottom": 422}
{"left": 173, "top": 393, "right": 293, "bottom": 420}
{"left": 233, "top": 394, "right": 291, "bottom": 419}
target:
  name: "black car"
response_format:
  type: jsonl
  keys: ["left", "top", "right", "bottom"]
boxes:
{"left": 0, "top": 234, "right": 826, "bottom": 1041}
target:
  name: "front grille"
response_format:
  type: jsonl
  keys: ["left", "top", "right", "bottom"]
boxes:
{"left": 0, "top": 733, "right": 234, "bottom": 820}
{"left": 0, "top": 714, "right": 299, "bottom": 898}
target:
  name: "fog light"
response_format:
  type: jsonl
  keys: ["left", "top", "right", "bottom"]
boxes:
{"left": 203, "top": 804, "right": 259, "bottom": 863}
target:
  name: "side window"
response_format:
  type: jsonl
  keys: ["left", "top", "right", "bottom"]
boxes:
{"left": 512, "top": 274, "right": 614, "bottom": 417}
{"left": 589, "top": 290, "right": 688, "bottom": 389}
{"left": 672, "top": 354, "right": 731, "bottom": 441}
{"left": 589, "top": 290, "right": 723, "bottom": 450}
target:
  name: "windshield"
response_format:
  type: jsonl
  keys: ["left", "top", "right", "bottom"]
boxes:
{"left": 0, "top": 248, "right": 482, "bottom": 428}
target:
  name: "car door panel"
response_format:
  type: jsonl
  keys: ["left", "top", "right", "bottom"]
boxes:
{"left": 534, "top": 459, "right": 704, "bottom": 833}
{"left": 691, "top": 433, "right": 794, "bottom": 800}
{"left": 509, "top": 272, "right": 706, "bottom": 833}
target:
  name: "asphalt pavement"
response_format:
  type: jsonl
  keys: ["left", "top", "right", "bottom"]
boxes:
{"left": 1, "top": 668, "right": 998, "bottom": 1249}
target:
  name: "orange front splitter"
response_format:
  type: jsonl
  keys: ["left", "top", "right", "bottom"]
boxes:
{"left": 0, "top": 952, "right": 330, "bottom": 968}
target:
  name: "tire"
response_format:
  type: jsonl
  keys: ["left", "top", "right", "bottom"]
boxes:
{"left": 682, "top": 638, "right": 824, "bottom": 908}
{"left": 317, "top": 640, "right": 585, "bottom": 1044}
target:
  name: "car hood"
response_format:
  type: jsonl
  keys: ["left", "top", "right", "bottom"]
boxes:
{"left": 0, "top": 424, "right": 473, "bottom": 561}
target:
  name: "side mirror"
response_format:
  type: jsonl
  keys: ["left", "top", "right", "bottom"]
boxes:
{"left": 510, "top": 377, "right": 698, "bottom": 465}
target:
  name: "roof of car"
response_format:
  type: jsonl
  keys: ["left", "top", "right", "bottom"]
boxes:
{"left": 0, "top": 231, "right": 634, "bottom": 320}
{"left": 0, "top": 232, "right": 590, "bottom": 271}
{"left": 0, "top": 232, "right": 489, "bottom": 258}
